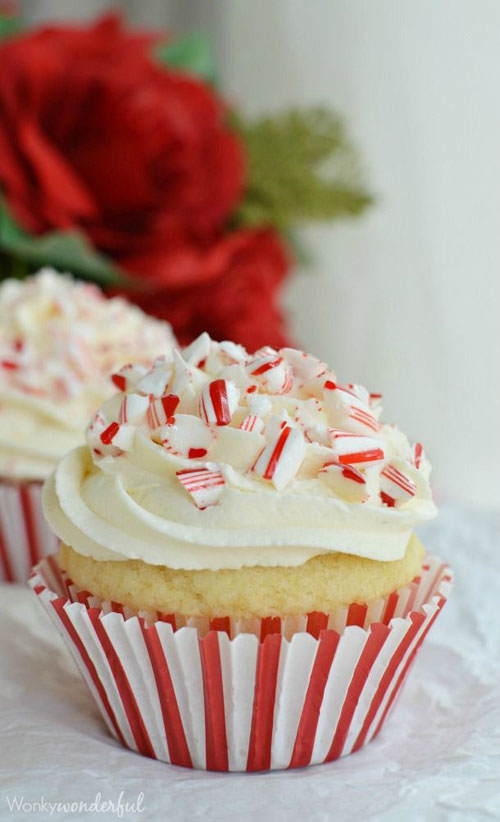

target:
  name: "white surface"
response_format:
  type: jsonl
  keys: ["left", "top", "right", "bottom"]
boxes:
{"left": 0, "top": 504, "right": 499, "bottom": 822}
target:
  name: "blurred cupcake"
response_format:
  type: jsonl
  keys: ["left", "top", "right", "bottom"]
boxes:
{"left": 0, "top": 268, "right": 175, "bottom": 581}
{"left": 34, "top": 335, "right": 452, "bottom": 771}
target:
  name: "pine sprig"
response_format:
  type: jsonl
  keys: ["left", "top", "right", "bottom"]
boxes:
{"left": 233, "top": 107, "right": 372, "bottom": 232}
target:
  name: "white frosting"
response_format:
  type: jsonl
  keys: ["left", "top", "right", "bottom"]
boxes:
{"left": 44, "top": 334, "right": 436, "bottom": 570}
{"left": 0, "top": 269, "right": 175, "bottom": 479}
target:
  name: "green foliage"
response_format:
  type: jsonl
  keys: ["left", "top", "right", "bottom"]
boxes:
{"left": 233, "top": 107, "right": 372, "bottom": 233}
{"left": 0, "top": 10, "right": 22, "bottom": 40}
{"left": 0, "top": 197, "right": 125, "bottom": 285}
{"left": 155, "top": 32, "right": 217, "bottom": 84}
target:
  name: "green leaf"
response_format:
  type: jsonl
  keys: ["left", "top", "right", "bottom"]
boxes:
{"left": 233, "top": 107, "right": 373, "bottom": 234}
{"left": 0, "top": 197, "right": 125, "bottom": 286}
{"left": 0, "top": 12, "right": 22, "bottom": 40}
{"left": 155, "top": 32, "right": 217, "bottom": 84}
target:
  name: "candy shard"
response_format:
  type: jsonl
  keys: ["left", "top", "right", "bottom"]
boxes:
{"left": 176, "top": 464, "right": 226, "bottom": 509}
{"left": 323, "top": 382, "right": 379, "bottom": 434}
{"left": 252, "top": 420, "right": 306, "bottom": 490}
{"left": 111, "top": 363, "right": 148, "bottom": 393}
{"left": 219, "top": 340, "right": 247, "bottom": 363}
{"left": 318, "top": 460, "right": 369, "bottom": 503}
{"left": 146, "top": 394, "right": 180, "bottom": 429}
{"left": 280, "top": 347, "right": 327, "bottom": 381}
{"left": 330, "top": 429, "right": 385, "bottom": 466}
{"left": 246, "top": 347, "right": 293, "bottom": 394}
{"left": 247, "top": 394, "right": 272, "bottom": 417}
{"left": 136, "top": 366, "right": 172, "bottom": 398}
{"left": 239, "top": 414, "right": 264, "bottom": 434}
{"left": 294, "top": 398, "right": 330, "bottom": 446}
{"left": 182, "top": 332, "right": 212, "bottom": 367}
{"left": 118, "top": 393, "right": 150, "bottom": 424}
{"left": 170, "top": 349, "right": 193, "bottom": 396}
{"left": 380, "top": 461, "right": 417, "bottom": 507}
{"left": 412, "top": 442, "right": 424, "bottom": 469}
{"left": 200, "top": 379, "right": 240, "bottom": 426}
{"left": 160, "top": 414, "right": 213, "bottom": 458}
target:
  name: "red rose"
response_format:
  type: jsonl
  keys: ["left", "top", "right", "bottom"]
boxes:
{"left": 131, "top": 229, "right": 291, "bottom": 351}
{"left": 0, "top": 14, "right": 244, "bottom": 276}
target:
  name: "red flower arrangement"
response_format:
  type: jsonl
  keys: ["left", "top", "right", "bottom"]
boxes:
{"left": 0, "top": 12, "right": 370, "bottom": 348}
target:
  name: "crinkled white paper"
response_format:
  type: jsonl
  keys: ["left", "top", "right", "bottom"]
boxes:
{"left": 1, "top": 503, "right": 499, "bottom": 822}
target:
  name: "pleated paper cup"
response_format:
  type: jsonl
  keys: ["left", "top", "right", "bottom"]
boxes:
{"left": 0, "top": 479, "right": 58, "bottom": 582}
{"left": 29, "top": 553, "right": 452, "bottom": 772}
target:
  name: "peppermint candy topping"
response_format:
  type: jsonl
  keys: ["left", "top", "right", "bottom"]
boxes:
{"left": 136, "top": 366, "right": 171, "bottom": 398}
{"left": 86, "top": 333, "right": 431, "bottom": 512}
{"left": 111, "top": 363, "right": 148, "bottom": 392}
{"left": 200, "top": 379, "right": 240, "bottom": 426}
{"left": 412, "top": 442, "right": 424, "bottom": 469}
{"left": 182, "top": 332, "right": 211, "bottom": 368}
{"left": 252, "top": 420, "right": 306, "bottom": 490}
{"left": 118, "top": 393, "right": 150, "bottom": 424}
{"left": 176, "top": 465, "right": 226, "bottom": 509}
{"left": 330, "top": 430, "right": 385, "bottom": 466}
{"left": 380, "top": 462, "right": 417, "bottom": 507}
{"left": 281, "top": 348, "right": 327, "bottom": 382}
{"left": 239, "top": 414, "right": 264, "bottom": 433}
{"left": 318, "top": 461, "right": 369, "bottom": 503}
{"left": 160, "top": 414, "right": 213, "bottom": 459}
{"left": 323, "top": 381, "right": 379, "bottom": 434}
{"left": 87, "top": 411, "right": 135, "bottom": 456}
{"left": 246, "top": 348, "right": 293, "bottom": 394}
{"left": 146, "top": 394, "right": 180, "bottom": 429}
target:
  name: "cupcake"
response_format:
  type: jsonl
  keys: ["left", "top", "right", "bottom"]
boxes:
{"left": 33, "top": 335, "right": 452, "bottom": 771}
{"left": 0, "top": 268, "right": 175, "bottom": 581}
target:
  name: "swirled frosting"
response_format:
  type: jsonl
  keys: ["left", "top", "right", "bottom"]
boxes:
{"left": 0, "top": 269, "right": 175, "bottom": 480}
{"left": 44, "top": 333, "right": 437, "bottom": 570}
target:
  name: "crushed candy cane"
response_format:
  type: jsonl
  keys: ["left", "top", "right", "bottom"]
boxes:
{"left": 86, "top": 335, "right": 432, "bottom": 511}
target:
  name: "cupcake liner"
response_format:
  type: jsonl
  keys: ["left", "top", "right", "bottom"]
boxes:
{"left": 29, "top": 553, "right": 452, "bottom": 772}
{"left": 0, "top": 479, "right": 58, "bottom": 582}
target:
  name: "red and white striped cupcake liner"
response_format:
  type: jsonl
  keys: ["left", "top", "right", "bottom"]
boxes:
{"left": 0, "top": 479, "right": 58, "bottom": 582}
{"left": 29, "top": 553, "right": 452, "bottom": 772}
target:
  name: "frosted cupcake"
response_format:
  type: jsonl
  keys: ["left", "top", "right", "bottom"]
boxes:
{"left": 35, "top": 335, "right": 452, "bottom": 771}
{"left": 0, "top": 268, "right": 175, "bottom": 581}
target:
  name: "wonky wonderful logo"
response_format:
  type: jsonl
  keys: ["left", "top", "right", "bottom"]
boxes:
{"left": 5, "top": 791, "right": 145, "bottom": 817}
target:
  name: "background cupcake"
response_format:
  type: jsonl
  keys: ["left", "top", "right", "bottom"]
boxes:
{"left": 0, "top": 267, "right": 175, "bottom": 581}
{"left": 34, "top": 334, "right": 451, "bottom": 771}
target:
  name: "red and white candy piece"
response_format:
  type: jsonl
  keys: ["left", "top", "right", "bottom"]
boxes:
{"left": 146, "top": 394, "right": 180, "bottom": 429}
{"left": 247, "top": 394, "right": 272, "bottom": 417}
{"left": 87, "top": 412, "right": 135, "bottom": 456}
{"left": 176, "top": 465, "right": 226, "bottom": 509}
{"left": 170, "top": 349, "right": 194, "bottom": 396}
{"left": 246, "top": 348, "right": 293, "bottom": 395}
{"left": 342, "top": 383, "right": 371, "bottom": 407}
{"left": 219, "top": 340, "right": 247, "bottom": 364}
{"left": 136, "top": 366, "right": 172, "bottom": 398}
{"left": 252, "top": 420, "right": 306, "bottom": 490}
{"left": 323, "top": 381, "right": 379, "bottom": 434}
{"left": 318, "top": 461, "right": 369, "bottom": 503}
{"left": 182, "top": 332, "right": 212, "bottom": 368}
{"left": 330, "top": 429, "right": 385, "bottom": 466}
{"left": 239, "top": 414, "right": 264, "bottom": 434}
{"left": 160, "top": 414, "right": 213, "bottom": 459}
{"left": 118, "top": 392, "right": 150, "bottom": 424}
{"left": 412, "top": 442, "right": 424, "bottom": 469}
{"left": 200, "top": 379, "right": 240, "bottom": 426}
{"left": 369, "top": 392, "right": 383, "bottom": 415}
{"left": 111, "top": 363, "right": 148, "bottom": 392}
{"left": 294, "top": 398, "right": 330, "bottom": 446}
{"left": 280, "top": 347, "right": 327, "bottom": 382}
{"left": 380, "top": 462, "right": 417, "bottom": 508}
